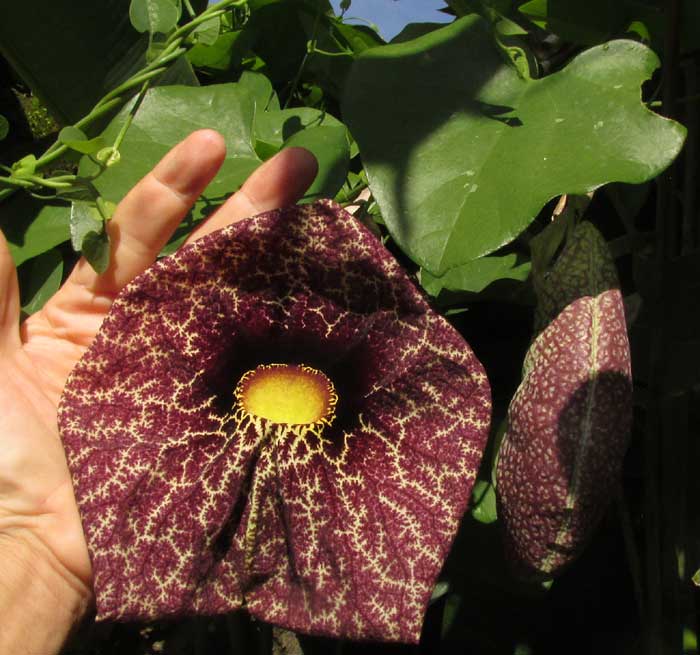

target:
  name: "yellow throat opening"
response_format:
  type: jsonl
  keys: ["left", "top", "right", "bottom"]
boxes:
{"left": 235, "top": 363, "right": 337, "bottom": 425}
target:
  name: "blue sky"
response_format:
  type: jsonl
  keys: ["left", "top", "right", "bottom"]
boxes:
{"left": 328, "top": 0, "right": 451, "bottom": 41}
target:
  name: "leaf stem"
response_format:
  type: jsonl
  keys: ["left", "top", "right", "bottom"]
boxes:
{"left": 307, "top": 43, "right": 352, "bottom": 57}
{"left": 0, "top": 176, "right": 34, "bottom": 189}
{"left": 111, "top": 80, "right": 151, "bottom": 154}
{"left": 95, "top": 196, "right": 111, "bottom": 222}
{"left": 183, "top": 0, "right": 196, "bottom": 18}
{"left": 169, "top": 1, "right": 242, "bottom": 41}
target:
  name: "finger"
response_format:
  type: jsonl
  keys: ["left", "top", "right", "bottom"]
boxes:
{"left": 68, "top": 129, "right": 227, "bottom": 294}
{"left": 0, "top": 229, "right": 21, "bottom": 351}
{"left": 187, "top": 146, "right": 318, "bottom": 243}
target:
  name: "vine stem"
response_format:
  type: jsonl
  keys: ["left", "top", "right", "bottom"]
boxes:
{"left": 183, "top": 0, "right": 196, "bottom": 18}
{"left": 111, "top": 80, "right": 152, "bottom": 155}
{"left": 283, "top": 3, "right": 323, "bottom": 109}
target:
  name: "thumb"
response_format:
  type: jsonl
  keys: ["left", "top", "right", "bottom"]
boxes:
{"left": 0, "top": 229, "right": 21, "bottom": 351}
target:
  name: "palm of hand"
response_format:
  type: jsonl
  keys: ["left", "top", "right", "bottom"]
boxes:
{"left": 1, "top": 296, "right": 101, "bottom": 589}
{"left": 0, "top": 131, "right": 317, "bottom": 601}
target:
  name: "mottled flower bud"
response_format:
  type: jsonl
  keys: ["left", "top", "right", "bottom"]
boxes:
{"left": 497, "top": 221, "right": 632, "bottom": 578}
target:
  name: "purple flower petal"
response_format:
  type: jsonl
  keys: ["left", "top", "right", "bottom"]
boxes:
{"left": 58, "top": 200, "right": 491, "bottom": 642}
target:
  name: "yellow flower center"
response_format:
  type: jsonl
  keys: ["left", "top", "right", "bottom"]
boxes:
{"left": 235, "top": 364, "right": 337, "bottom": 426}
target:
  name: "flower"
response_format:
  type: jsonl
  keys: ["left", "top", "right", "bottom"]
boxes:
{"left": 496, "top": 221, "right": 632, "bottom": 578}
{"left": 58, "top": 200, "right": 491, "bottom": 643}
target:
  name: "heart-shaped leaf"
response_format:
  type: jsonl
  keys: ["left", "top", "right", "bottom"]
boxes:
{"left": 129, "top": 0, "right": 180, "bottom": 35}
{"left": 81, "top": 230, "right": 111, "bottom": 274}
{"left": 343, "top": 16, "right": 686, "bottom": 276}
{"left": 70, "top": 200, "right": 112, "bottom": 273}
{"left": 187, "top": 30, "right": 252, "bottom": 72}
{"left": 59, "top": 126, "right": 107, "bottom": 155}
{"left": 70, "top": 200, "right": 104, "bottom": 251}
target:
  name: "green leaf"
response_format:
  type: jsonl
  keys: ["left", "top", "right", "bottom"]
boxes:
{"left": 252, "top": 105, "right": 350, "bottom": 198}
{"left": 69, "top": 198, "right": 113, "bottom": 273}
{"left": 82, "top": 230, "right": 112, "bottom": 274}
{"left": 187, "top": 30, "right": 252, "bottom": 71}
{"left": 192, "top": 16, "right": 221, "bottom": 46}
{"left": 129, "top": 0, "right": 180, "bottom": 35}
{"left": 0, "top": 195, "right": 71, "bottom": 266}
{"left": 12, "top": 155, "right": 37, "bottom": 178}
{"left": 58, "top": 126, "right": 107, "bottom": 155}
{"left": 421, "top": 254, "right": 531, "bottom": 296}
{"left": 471, "top": 480, "right": 498, "bottom": 524}
{"left": 343, "top": 17, "right": 686, "bottom": 276}
{"left": 333, "top": 20, "right": 384, "bottom": 53}
{"left": 254, "top": 107, "right": 341, "bottom": 150}
{"left": 70, "top": 198, "right": 113, "bottom": 274}
{"left": 0, "top": 114, "right": 8, "bottom": 141}
{"left": 70, "top": 201, "right": 104, "bottom": 251}
{"left": 239, "top": 71, "right": 280, "bottom": 112}
{"left": 79, "top": 84, "right": 261, "bottom": 228}
{"left": 283, "top": 125, "right": 350, "bottom": 201}
{"left": 19, "top": 248, "right": 64, "bottom": 315}
{"left": 254, "top": 139, "right": 281, "bottom": 161}
{"left": 626, "top": 20, "right": 651, "bottom": 44}
{"left": 59, "top": 126, "right": 88, "bottom": 144}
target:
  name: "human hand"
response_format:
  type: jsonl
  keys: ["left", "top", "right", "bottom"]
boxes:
{"left": 0, "top": 130, "right": 317, "bottom": 654}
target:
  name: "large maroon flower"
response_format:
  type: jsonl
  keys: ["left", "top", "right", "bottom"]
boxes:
{"left": 58, "top": 200, "right": 491, "bottom": 643}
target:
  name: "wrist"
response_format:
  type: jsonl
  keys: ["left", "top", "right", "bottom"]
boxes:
{"left": 0, "top": 531, "right": 92, "bottom": 655}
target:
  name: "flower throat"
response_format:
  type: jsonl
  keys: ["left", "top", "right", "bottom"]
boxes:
{"left": 235, "top": 363, "right": 337, "bottom": 426}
